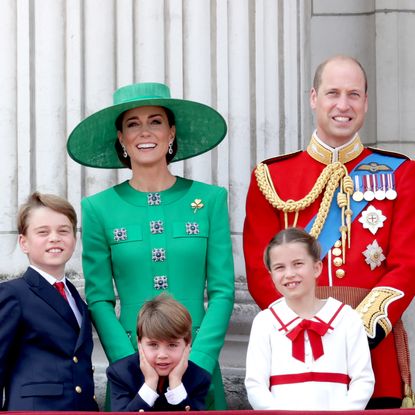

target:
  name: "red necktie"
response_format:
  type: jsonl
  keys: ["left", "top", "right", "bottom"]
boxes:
{"left": 286, "top": 319, "right": 330, "bottom": 362}
{"left": 54, "top": 281, "right": 68, "bottom": 302}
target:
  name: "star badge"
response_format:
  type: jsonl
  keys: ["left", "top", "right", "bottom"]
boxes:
{"left": 358, "top": 205, "right": 386, "bottom": 235}
{"left": 363, "top": 240, "right": 386, "bottom": 270}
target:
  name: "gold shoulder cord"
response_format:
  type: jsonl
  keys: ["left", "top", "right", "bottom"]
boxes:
{"left": 255, "top": 162, "right": 354, "bottom": 262}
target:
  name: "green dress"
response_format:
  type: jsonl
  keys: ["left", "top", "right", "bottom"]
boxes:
{"left": 81, "top": 177, "right": 235, "bottom": 409}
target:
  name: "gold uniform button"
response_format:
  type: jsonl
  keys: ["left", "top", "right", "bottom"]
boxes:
{"left": 334, "top": 240, "right": 342, "bottom": 248}
{"left": 332, "top": 247, "right": 342, "bottom": 257}
{"left": 139, "top": 409, "right": 145, "bottom": 412}
{"left": 75, "top": 386, "right": 82, "bottom": 394}
{"left": 185, "top": 406, "right": 191, "bottom": 411}
{"left": 73, "top": 356, "right": 78, "bottom": 363}
{"left": 336, "top": 269, "right": 346, "bottom": 279}
{"left": 333, "top": 257, "right": 343, "bottom": 267}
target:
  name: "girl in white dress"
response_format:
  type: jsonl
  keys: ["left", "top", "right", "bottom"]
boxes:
{"left": 245, "top": 227, "right": 374, "bottom": 410}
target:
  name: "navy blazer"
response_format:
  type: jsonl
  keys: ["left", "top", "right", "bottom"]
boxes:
{"left": 0, "top": 267, "right": 98, "bottom": 411}
{"left": 107, "top": 352, "right": 211, "bottom": 411}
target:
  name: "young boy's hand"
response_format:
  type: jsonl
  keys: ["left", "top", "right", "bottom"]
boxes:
{"left": 168, "top": 343, "right": 190, "bottom": 389}
{"left": 138, "top": 342, "right": 159, "bottom": 391}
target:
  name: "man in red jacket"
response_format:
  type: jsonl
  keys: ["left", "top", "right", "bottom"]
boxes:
{"left": 243, "top": 55, "right": 415, "bottom": 409}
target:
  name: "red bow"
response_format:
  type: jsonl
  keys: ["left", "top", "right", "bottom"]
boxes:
{"left": 286, "top": 319, "right": 330, "bottom": 362}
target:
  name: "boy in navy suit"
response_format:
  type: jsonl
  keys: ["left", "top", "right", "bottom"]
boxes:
{"left": 107, "top": 294, "right": 211, "bottom": 411}
{"left": 0, "top": 192, "right": 98, "bottom": 411}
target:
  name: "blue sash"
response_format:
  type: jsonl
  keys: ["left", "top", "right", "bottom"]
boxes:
{"left": 305, "top": 153, "right": 405, "bottom": 259}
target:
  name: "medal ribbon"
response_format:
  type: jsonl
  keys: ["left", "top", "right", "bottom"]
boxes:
{"left": 306, "top": 153, "right": 405, "bottom": 259}
{"left": 286, "top": 319, "right": 330, "bottom": 362}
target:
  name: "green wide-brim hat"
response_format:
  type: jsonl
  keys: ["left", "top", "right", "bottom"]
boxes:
{"left": 67, "top": 82, "right": 227, "bottom": 168}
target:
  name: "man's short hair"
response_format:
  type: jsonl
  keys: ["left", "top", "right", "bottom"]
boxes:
{"left": 313, "top": 55, "right": 368, "bottom": 93}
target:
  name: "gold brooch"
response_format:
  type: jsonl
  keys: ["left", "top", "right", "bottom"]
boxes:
{"left": 191, "top": 199, "right": 204, "bottom": 213}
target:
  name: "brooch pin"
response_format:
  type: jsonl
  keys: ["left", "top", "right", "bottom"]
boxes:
{"left": 191, "top": 199, "right": 204, "bottom": 213}
{"left": 113, "top": 228, "right": 127, "bottom": 242}
{"left": 358, "top": 206, "right": 386, "bottom": 235}
{"left": 363, "top": 240, "right": 386, "bottom": 270}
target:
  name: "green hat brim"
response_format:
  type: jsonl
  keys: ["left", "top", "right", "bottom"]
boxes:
{"left": 67, "top": 98, "right": 227, "bottom": 169}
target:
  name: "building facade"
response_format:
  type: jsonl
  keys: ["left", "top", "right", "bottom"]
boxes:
{"left": 1, "top": 0, "right": 415, "bottom": 409}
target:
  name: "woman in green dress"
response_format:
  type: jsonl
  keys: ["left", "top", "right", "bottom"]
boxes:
{"left": 67, "top": 82, "right": 235, "bottom": 409}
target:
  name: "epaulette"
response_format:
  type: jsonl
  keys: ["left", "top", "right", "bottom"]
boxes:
{"left": 368, "top": 146, "right": 410, "bottom": 161}
{"left": 260, "top": 149, "right": 303, "bottom": 166}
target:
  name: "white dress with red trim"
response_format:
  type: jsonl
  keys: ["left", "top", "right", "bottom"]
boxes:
{"left": 245, "top": 297, "right": 374, "bottom": 410}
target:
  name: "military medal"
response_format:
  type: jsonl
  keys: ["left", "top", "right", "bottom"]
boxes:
{"left": 374, "top": 174, "right": 386, "bottom": 201}
{"left": 352, "top": 175, "right": 364, "bottom": 202}
{"left": 358, "top": 205, "right": 386, "bottom": 235}
{"left": 363, "top": 175, "right": 375, "bottom": 201}
{"left": 385, "top": 173, "right": 397, "bottom": 200}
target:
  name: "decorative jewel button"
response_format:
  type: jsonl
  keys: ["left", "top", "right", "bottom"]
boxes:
{"left": 186, "top": 222, "right": 199, "bottom": 235}
{"left": 154, "top": 276, "right": 168, "bottom": 290}
{"left": 113, "top": 228, "right": 127, "bottom": 241}
{"left": 150, "top": 220, "right": 164, "bottom": 234}
{"left": 152, "top": 248, "right": 166, "bottom": 262}
{"left": 148, "top": 192, "right": 161, "bottom": 206}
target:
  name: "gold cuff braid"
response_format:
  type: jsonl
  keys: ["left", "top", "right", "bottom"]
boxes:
{"left": 355, "top": 287, "right": 404, "bottom": 338}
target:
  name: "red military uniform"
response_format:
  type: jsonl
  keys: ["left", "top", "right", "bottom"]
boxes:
{"left": 243, "top": 133, "right": 415, "bottom": 402}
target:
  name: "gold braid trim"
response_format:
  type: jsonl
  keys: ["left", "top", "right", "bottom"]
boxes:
{"left": 355, "top": 287, "right": 404, "bottom": 338}
{"left": 255, "top": 162, "right": 354, "bottom": 256}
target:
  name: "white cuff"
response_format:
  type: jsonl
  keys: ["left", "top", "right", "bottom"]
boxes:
{"left": 165, "top": 382, "right": 187, "bottom": 405}
{"left": 138, "top": 382, "right": 159, "bottom": 407}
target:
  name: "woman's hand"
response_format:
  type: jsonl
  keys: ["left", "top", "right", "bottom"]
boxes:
{"left": 168, "top": 343, "right": 190, "bottom": 389}
{"left": 138, "top": 342, "right": 159, "bottom": 391}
